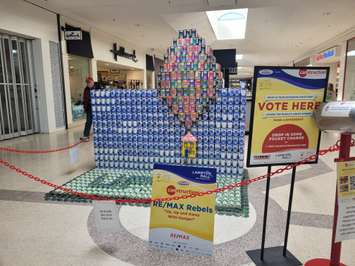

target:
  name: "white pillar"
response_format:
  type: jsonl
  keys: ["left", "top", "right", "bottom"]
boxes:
{"left": 91, "top": 58, "right": 98, "bottom": 81}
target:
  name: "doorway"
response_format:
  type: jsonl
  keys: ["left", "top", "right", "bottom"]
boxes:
{"left": 0, "top": 33, "right": 37, "bottom": 140}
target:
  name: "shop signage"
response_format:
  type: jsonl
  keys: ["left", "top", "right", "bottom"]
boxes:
{"left": 149, "top": 164, "right": 216, "bottom": 256}
{"left": 336, "top": 160, "right": 355, "bottom": 242}
{"left": 247, "top": 66, "right": 329, "bottom": 167}
{"left": 110, "top": 43, "right": 138, "bottom": 62}
{"left": 64, "top": 30, "right": 82, "bottom": 40}
{"left": 314, "top": 47, "right": 337, "bottom": 63}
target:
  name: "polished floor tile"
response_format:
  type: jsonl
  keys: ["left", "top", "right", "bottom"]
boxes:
{"left": 0, "top": 129, "right": 354, "bottom": 265}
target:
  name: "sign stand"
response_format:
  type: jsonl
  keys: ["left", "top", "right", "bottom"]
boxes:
{"left": 304, "top": 132, "right": 350, "bottom": 266}
{"left": 283, "top": 166, "right": 297, "bottom": 256}
{"left": 247, "top": 166, "right": 302, "bottom": 266}
{"left": 247, "top": 66, "right": 329, "bottom": 265}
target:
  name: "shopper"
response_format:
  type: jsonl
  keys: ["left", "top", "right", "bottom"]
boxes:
{"left": 80, "top": 77, "right": 95, "bottom": 142}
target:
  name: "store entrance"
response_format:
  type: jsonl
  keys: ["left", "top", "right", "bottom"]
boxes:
{"left": 97, "top": 61, "right": 144, "bottom": 89}
{"left": 0, "top": 33, "right": 37, "bottom": 140}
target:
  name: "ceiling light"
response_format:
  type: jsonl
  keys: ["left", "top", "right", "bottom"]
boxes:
{"left": 206, "top": 8, "right": 248, "bottom": 40}
{"left": 347, "top": 50, "right": 355, "bottom": 57}
{"left": 235, "top": 54, "right": 243, "bottom": 60}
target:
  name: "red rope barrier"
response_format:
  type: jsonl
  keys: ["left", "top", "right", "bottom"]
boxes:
{"left": 0, "top": 141, "right": 345, "bottom": 203}
{"left": 0, "top": 140, "right": 83, "bottom": 154}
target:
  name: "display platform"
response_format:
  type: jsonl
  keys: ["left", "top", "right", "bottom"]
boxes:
{"left": 45, "top": 168, "right": 249, "bottom": 216}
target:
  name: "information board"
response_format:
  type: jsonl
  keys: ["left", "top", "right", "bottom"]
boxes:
{"left": 247, "top": 66, "right": 328, "bottom": 167}
{"left": 336, "top": 160, "right": 355, "bottom": 242}
{"left": 149, "top": 164, "right": 216, "bottom": 256}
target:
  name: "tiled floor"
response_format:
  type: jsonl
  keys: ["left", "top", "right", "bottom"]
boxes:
{"left": 0, "top": 128, "right": 354, "bottom": 265}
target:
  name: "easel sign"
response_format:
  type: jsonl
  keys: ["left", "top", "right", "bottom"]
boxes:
{"left": 149, "top": 164, "right": 216, "bottom": 256}
{"left": 247, "top": 66, "right": 329, "bottom": 167}
{"left": 246, "top": 66, "right": 329, "bottom": 265}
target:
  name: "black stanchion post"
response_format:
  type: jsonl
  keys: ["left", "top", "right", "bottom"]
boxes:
{"left": 283, "top": 166, "right": 297, "bottom": 256}
{"left": 260, "top": 165, "right": 272, "bottom": 261}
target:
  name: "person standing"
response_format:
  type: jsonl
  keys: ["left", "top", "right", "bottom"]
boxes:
{"left": 80, "top": 77, "right": 95, "bottom": 141}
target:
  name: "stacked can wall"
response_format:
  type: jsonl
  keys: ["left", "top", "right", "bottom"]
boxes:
{"left": 92, "top": 88, "right": 246, "bottom": 177}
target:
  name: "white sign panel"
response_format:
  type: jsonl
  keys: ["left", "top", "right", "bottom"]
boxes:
{"left": 336, "top": 161, "right": 355, "bottom": 242}
{"left": 65, "top": 30, "right": 82, "bottom": 40}
{"left": 321, "top": 101, "right": 355, "bottom": 117}
{"left": 93, "top": 201, "right": 120, "bottom": 233}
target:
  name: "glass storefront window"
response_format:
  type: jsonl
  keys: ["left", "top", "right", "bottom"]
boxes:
{"left": 344, "top": 38, "right": 355, "bottom": 100}
{"left": 68, "top": 55, "right": 90, "bottom": 121}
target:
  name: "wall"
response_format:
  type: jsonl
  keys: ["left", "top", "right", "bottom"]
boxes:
{"left": 91, "top": 29, "right": 146, "bottom": 78}
{"left": 0, "top": 0, "right": 59, "bottom": 133}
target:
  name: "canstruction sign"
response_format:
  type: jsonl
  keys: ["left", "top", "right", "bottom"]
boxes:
{"left": 149, "top": 164, "right": 216, "bottom": 256}
{"left": 247, "top": 67, "right": 328, "bottom": 166}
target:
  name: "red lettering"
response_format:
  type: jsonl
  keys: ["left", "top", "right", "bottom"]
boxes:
{"left": 258, "top": 102, "right": 266, "bottom": 111}
{"left": 274, "top": 102, "right": 281, "bottom": 110}
{"left": 300, "top": 102, "right": 307, "bottom": 110}
{"left": 282, "top": 102, "right": 288, "bottom": 110}
{"left": 266, "top": 102, "right": 274, "bottom": 110}
{"left": 292, "top": 102, "right": 300, "bottom": 110}
{"left": 315, "top": 102, "right": 321, "bottom": 110}
{"left": 307, "top": 102, "right": 314, "bottom": 110}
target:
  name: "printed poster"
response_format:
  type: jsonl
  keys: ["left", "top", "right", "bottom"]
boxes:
{"left": 248, "top": 67, "right": 328, "bottom": 166}
{"left": 336, "top": 160, "right": 355, "bottom": 242}
{"left": 149, "top": 164, "right": 216, "bottom": 256}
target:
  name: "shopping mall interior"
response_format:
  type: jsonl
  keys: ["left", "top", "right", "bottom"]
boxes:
{"left": 1, "top": 0, "right": 355, "bottom": 265}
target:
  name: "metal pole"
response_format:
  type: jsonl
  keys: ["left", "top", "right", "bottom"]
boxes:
{"left": 260, "top": 165, "right": 272, "bottom": 261}
{"left": 283, "top": 166, "right": 297, "bottom": 256}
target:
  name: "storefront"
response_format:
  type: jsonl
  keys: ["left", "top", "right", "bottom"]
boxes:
{"left": 61, "top": 24, "right": 148, "bottom": 126}
{"left": 97, "top": 60, "right": 144, "bottom": 89}
{"left": 311, "top": 46, "right": 341, "bottom": 101}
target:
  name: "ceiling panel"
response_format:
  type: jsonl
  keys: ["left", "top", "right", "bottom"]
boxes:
{"left": 29, "top": 0, "right": 355, "bottom": 67}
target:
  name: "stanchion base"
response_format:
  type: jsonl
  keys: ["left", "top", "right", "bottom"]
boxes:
{"left": 246, "top": 246, "right": 302, "bottom": 266}
{"left": 304, "top": 258, "right": 346, "bottom": 266}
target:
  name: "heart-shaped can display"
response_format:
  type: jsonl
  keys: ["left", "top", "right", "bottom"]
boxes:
{"left": 157, "top": 29, "right": 223, "bottom": 159}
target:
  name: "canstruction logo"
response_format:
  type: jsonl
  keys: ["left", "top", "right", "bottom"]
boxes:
{"left": 299, "top": 69, "right": 307, "bottom": 77}
{"left": 166, "top": 185, "right": 176, "bottom": 195}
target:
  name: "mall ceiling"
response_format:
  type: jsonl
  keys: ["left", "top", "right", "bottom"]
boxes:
{"left": 29, "top": 0, "right": 355, "bottom": 68}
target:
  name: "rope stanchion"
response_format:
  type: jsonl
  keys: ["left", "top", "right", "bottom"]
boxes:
{"left": 0, "top": 140, "right": 84, "bottom": 154}
{"left": 0, "top": 139, "right": 348, "bottom": 204}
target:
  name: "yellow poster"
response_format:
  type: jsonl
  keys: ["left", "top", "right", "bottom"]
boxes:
{"left": 248, "top": 67, "right": 328, "bottom": 166}
{"left": 336, "top": 160, "right": 355, "bottom": 242}
{"left": 149, "top": 164, "right": 216, "bottom": 256}
{"left": 337, "top": 161, "right": 355, "bottom": 198}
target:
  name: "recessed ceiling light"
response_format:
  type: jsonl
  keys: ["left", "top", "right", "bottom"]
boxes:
{"left": 235, "top": 54, "right": 243, "bottom": 60}
{"left": 206, "top": 8, "right": 248, "bottom": 40}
